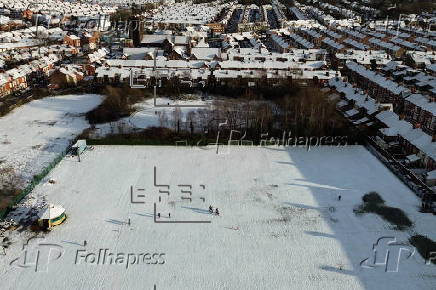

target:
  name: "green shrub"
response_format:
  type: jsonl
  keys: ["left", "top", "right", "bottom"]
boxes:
{"left": 354, "top": 192, "right": 413, "bottom": 230}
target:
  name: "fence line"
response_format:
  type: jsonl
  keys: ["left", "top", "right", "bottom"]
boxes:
{"left": 0, "top": 142, "right": 74, "bottom": 220}
{"left": 365, "top": 136, "right": 433, "bottom": 198}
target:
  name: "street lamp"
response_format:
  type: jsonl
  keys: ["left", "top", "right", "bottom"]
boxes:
{"left": 396, "top": 14, "right": 404, "bottom": 38}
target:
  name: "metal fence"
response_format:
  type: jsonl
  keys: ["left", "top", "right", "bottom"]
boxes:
{"left": 0, "top": 143, "right": 73, "bottom": 220}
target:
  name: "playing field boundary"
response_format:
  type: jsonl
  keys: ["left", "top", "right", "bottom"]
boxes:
{"left": 0, "top": 141, "right": 75, "bottom": 220}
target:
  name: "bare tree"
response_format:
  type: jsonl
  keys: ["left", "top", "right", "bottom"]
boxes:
{"left": 158, "top": 111, "right": 169, "bottom": 127}
{"left": 171, "top": 107, "right": 183, "bottom": 133}
{"left": 186, "top": 111, "right": 197, "bottom": 134}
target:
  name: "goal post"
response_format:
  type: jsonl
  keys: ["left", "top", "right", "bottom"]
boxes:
{"left": 175, "top": 140, "right": 188, "bottom": 147}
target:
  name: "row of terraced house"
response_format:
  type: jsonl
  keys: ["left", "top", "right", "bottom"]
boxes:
{"left": 332, "top": 59, "right": 436, "bottom": 187}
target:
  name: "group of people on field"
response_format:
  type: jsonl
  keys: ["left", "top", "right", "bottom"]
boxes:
{"left": 209, "top": 205, "right": 219, "bottom": 215}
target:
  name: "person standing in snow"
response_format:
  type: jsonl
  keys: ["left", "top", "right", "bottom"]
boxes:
{"left": 338, "top": 194, "right": 341, "bottom": 201}
{"left": 209, "top": 205, "right": 213, "bottom": 213}
{"left": 215, "top": 208, "right": 219, "bottom": 216}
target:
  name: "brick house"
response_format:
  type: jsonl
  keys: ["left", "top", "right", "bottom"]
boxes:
{"left": 63, "top": 34, "right": 81, "bottom": 47}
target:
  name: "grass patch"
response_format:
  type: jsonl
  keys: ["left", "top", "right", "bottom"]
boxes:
{"left": 86, "top": 127, "right": 217, "bottom": 146}
{"left": 410, "top": 235, "right": 436, "bottom": 265}
{"left": 354, "top": 192, "right": 413, "bottom": 230}
{"left": 84, "top": 126, "right": 290, "bottom": 146}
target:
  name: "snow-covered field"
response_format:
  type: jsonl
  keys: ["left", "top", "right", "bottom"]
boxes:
{"left": 0, "top": 94, "right": 103, "bottom": 182}
{"left": 1, "top": 145, "right": 435, "bottom": 289}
